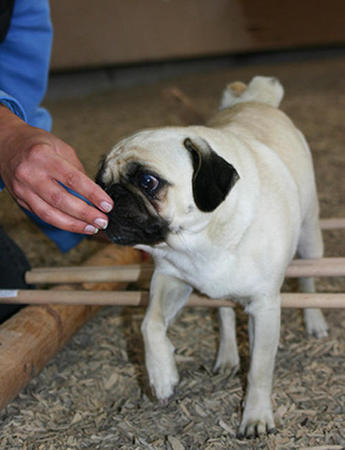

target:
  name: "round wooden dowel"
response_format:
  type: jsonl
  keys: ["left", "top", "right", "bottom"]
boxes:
{"left": 161, "top": 86, "right": 206, "bottom": 125}
{"left": 320, "top": 217, "right": 345, "bottom": 230}
{"left": 1, "top": 289, "right": 345, "bottom": 309}
{"left": 26, "top": 264, "right": 153, "bottom": 285}
{"left": 25, "top": 257, "right": 345, "bottom": 285}
{"left": 285, "top": 257, "right": 345, "bottom": 277}
{"left": 280, "top": 293, "right": 345, "bottom": 309}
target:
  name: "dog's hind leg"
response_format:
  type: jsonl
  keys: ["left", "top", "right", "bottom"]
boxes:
{"left": 297, "top": 207, "right": 329, "bottom": 338}
{"left": 141, "top": 271, "right": 193, "bottom": 402}
{"left": 213, "top": 306, "right": 239, "bottom": 376}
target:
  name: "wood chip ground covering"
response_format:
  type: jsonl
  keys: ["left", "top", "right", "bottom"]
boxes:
{"left": 0, "top": 55, "right": 344, "bottom": 448}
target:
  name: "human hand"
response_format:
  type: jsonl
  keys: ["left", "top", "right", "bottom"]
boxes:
{"left": 0, "top": 106, "right": 113, "bottom": 234}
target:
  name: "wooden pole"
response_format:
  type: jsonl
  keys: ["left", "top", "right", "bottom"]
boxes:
{"left": 26, "top": 263, "right": 153, "bottom": 284}
{"left": 285, "top": 257, "right": 345, "bottom": 277}
{"left": 1, "top": 290, "right": 345, "bottom": 309}
{"left": 161, "top": 86, "right": 206, "bottom": 125}
{"left": 0, "top": 245, "right": 144, "bottom": 411}
{"left": 25, "top": 257, "right": 345, "bottom": 285}
{"left": 319, "top": 217, "right": 345, "bottom": 230}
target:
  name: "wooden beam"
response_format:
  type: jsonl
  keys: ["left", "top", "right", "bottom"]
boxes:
{"left": 0, "top": 245, "right": 144, "bottom": 411}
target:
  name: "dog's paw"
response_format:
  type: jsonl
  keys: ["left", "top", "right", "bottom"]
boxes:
{"left": 238, "top": 406, "right": 276, "bottom": 439}
{"left": 237, "top": 421, "right": 277, "bottom": 439}
{"left": 304, "top": 308, "right": 329, "bottom": 338}
{"left": 213, "top": 354, "right": 239, "bottom": 377}
{"left": 148, "top": 361, "right": 179, "bottom": 402}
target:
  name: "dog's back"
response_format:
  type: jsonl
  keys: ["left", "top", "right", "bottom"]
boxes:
{"left": 208, "top": 76, "right": 318, "bottom": 223}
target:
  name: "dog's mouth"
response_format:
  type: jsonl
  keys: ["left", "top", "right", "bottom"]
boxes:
{"left": 105, "top": 229, "right": 136, "bottom": 246}
{"left": 104, "top": 183, "right": 169, "bottom": 246}
{"left": 105, "top": 218, "right": 168, "bottom": 246}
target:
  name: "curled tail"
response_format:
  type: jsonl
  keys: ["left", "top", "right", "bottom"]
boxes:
{"left": 219, "top": 76, "right": 284, "bottom": 110}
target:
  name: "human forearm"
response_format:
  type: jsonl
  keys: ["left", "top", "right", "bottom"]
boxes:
{"left": 0, "top": 105, "right": 113, "bottom": 234}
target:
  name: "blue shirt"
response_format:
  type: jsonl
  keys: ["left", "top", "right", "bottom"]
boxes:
{"left": 0, "top": 0, "right": 84, "bottom": 252}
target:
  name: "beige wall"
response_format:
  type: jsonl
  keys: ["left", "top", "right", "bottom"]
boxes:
{"left": 50, "top": 0, "right": 345, "bottom": 71}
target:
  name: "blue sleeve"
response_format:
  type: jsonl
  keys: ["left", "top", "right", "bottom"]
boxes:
{"left": 0, "top": 90, "right": 27, "bottom": 122}
{"left": 0, "top": 0, "right": 85, "bottom": 252}
{"left": 0, "top": 0, "right": 52, "bottom": 130}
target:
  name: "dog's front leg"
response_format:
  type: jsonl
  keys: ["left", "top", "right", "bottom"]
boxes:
{"left": 141, "top": 271, "right": 193, "bottom": 403}
{"left": 239, "top": 296, "right": 281, "bottom": 438}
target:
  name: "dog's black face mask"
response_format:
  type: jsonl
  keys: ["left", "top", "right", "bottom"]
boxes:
{"left": 96, "top": 165, "right": 169, "bottom": 246}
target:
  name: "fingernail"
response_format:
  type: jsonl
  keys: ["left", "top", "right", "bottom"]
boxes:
{"left": 84, "top": 224, "right": 99, "bottom": 234}
{"left": 94, "top": 217, "right": 108, "bottom": 230}
{"left": 100, "top": 201, "right": 113, "bottom": 213}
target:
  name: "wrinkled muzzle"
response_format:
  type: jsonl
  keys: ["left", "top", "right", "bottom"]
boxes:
{"left": 103, "top": 183, "right": 169, "bottom": 246}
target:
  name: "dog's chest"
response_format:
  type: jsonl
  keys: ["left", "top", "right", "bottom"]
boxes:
{"left": 157, "top": 246, "right": 264, "bottom": 300}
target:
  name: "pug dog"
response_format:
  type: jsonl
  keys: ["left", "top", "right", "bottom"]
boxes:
{"left": 96, "top": 76, "right": 328, "bottom": 438}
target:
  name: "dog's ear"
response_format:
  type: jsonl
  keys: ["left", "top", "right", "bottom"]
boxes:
{"left": 183, "top": 137, "right": 239, "bottom": 212}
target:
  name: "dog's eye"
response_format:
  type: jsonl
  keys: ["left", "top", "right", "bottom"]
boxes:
{"left": 139, "top": 173, "right": 160, "bottom": 194}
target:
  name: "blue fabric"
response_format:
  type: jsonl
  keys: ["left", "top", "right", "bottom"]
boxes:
{"left": 0, "top": 0, "right": 85, "bottom": 252}
{"left": 24, "top": 209, "right": 85, "bottom": 253}
{"left": 0, "top": 0, "right": 52, "bottom": 130}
